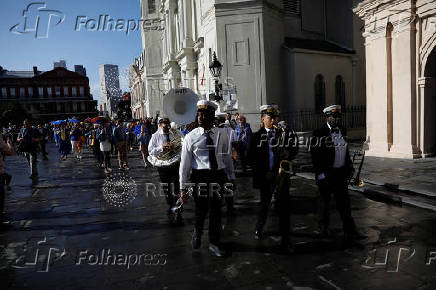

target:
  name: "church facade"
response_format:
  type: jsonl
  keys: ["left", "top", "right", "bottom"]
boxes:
{"left": 355, "top": 0, "right": 436, "bottom": 158}
{"left": 139, "top": 0, "right": 366, "bottom": 127}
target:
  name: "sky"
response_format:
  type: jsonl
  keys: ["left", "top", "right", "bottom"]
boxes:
{"left": 0, "top": 0, "right": 143, "bottom": 104}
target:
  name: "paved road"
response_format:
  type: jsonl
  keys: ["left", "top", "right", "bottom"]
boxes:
{"left": 1, "top": 143, "right": 436, "bottom": 289}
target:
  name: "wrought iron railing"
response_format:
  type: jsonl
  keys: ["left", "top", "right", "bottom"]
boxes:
{"left": 280, "top": 105, "right": 366, "bottom": 131}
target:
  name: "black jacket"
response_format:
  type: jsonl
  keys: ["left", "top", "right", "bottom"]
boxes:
{"left": 310, "top": 123, "right": 353, "bottom": 178}
{"left": 248, "top": 126, "right": 298, "bottom": 189}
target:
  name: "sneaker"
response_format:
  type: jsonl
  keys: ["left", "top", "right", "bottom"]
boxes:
{"left": 104, "top": 168, "right": 110, "bottom": 174}
{"left": 124, "top": 166, "right": 130, "bottom": 170}
{"left": 107, "top": 168, "right": 113, "bottom": 172}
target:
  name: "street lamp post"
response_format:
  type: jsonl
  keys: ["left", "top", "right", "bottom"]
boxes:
{"left": 209, "top": 52, "right": 223, "bottom": 102}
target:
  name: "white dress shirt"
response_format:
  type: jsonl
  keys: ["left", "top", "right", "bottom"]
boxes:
{"left": 179, "top": 126, "right": 235, "bottom": 190}
{"left": 327, "top": 122, "right": 347, "bottom": 168}
{"left": 148, "top": 128, "right": 176, "bottom": 156}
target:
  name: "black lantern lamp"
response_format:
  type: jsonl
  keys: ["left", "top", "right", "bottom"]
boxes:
{"left": 209, "top": 52, "right": 223, "bottom": 101}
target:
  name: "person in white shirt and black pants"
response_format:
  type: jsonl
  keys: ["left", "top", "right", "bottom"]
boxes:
{"left": 310, "top": 105, "right": 365, "bottom": 246}
{"left": 148, "top": 117, "right": 181, "bottom": 223}
{"left": 180, "top": 100, "right": 236, "bottom": 257}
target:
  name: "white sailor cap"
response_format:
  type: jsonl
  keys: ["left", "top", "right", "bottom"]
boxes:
{"left": 260, "top": 105, "right": 277, "bottom": 116}
{"left": 158, "top": 116, "right": 171, "bottom": 123}
{"left": 215, "top": 111, "right": 227, "bottom": 118}
{"left": 197, "top": 100, "right": 218, "bottom": 111}
{"left": 323, "top": 105, "right": 342, "bottom": 115}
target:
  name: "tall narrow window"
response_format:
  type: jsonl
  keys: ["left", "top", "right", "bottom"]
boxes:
{"left": 386, "top": 23, "right": 394, "bottom": 150}
{"left": 47, "top": 87, "right": 52, "bottom": 97}
{"left": 38, "top": 87, "right": 43, "bottom": 96}
{"left": 20, "top": 88, "right": 25, "bottom": 97}
{"left": 55, "top": 86, "right": 60, "bottom": 96}
{"left": 10, "top": 88, "right": 16, "bottom": 97}
{"left": 335, "top": 75, "right": 346, "bottom": 110}
{"left": 314, "top": 74, "right": 326, "bottom": 112}
{"left": 28, "top": 87, "right": 33, "bottom": 97}
{"left": 64, "top": 87, "right": 69, "bottom": 96}
{"left": 148, "top": 0, "right": 156, "bottom": 14}
{"left": 1, "top": 88, "right": 6, "bottom": 98}
{"left": 72, "top": 87, "right": 77, "bottom": 96}
{"left": 79, "top": 86, "right": 84, "bottom": 96}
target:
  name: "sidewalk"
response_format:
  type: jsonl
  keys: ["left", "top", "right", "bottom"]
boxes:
{"left": 295, "top": 141, "right": 436, "bottom": 211}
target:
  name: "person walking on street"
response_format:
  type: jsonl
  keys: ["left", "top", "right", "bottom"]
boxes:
{"left": 17, "top": 119, "right": 42, "bottom": 179}
{"left": 310, "top": 105, "right": 366, "bottom": 246}
{"left": 248, "top": 105, "right": 298, "bottom": 252}
{"left": 58, "top": 123, "right": 71, "bottom": 160}
{"left": 179, "top": 100, "right": 236, "bottom": 257}
{"left": 70, "top": 123, "right": 82, "bottom": 160}
{"left": 37, "top": 124, "right": 49, "bottom": 160}
{"left": 138, "top": 125, "right": 151, "bottom": 167}
{"left": 97, "top": 121, "right": 113, "bottom": 174}
{"left": 113, "top": 120, "right": 129, "bottom": 170}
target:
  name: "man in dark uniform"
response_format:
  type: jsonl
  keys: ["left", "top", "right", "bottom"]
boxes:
{"left": 249, "top": 105, "right": 298, "bottom": 251}
{"left": 310, "top": 105, "right": 365, "bottom": 245}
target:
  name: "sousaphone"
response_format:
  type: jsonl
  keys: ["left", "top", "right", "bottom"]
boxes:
{"left": 147, "top": 87, "right": 199, "bottom": 167}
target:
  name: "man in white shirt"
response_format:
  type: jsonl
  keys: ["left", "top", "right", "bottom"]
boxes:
{"left": 310, "top": 105, "right": 365, "bottom": 246}
{"left": 148, "top": 117, "right": 182, "bottom": 224}
{"left": 179, "top": 100, "right": 235, "bottom": 257}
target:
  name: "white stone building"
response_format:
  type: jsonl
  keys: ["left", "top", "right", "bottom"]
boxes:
{"left": 130, "top": 52, "right": 147, "bottom": 119}
{"left": 99, "top": 64, "right": 122, "bottom": 117}
{"left": 140, "top": 0, "right": 366, "bottom": 126}
{"left": 355, "top": 0, "right": 436, "bottom": 158}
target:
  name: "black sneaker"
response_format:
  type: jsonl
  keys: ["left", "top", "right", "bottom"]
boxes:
{"left": 191, "top": 230, "right": 201, "bottom": 249}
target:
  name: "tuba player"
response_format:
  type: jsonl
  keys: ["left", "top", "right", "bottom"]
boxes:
{"left": 148, "top": 116, "right": 182, "bottom": 224}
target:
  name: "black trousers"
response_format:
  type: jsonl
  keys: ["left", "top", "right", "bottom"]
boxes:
{"left": 190, "top": 169, "right": 226, "bottom": 245}
{"left": 256, "top": 171, "right": 291, "bottom": 242}
{"left": 317, "top": 167, "right": 356, "bottom": 234}
{"left": 157, "top": 163, "right": 180, "bottom": 209}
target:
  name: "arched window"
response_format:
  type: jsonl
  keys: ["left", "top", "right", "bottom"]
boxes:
{"left": 148, "top": 0, "right": 156, "bottom": 14}
{"left": 314, "top": 74, "right": 326, "bottom": 112}
{"left": 335, "top": 75, "right": 345, "bottom": 110}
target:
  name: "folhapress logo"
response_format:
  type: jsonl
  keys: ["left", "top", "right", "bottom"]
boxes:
{"left": 12, "top": 237, "right": 66, "bottom": 272}
{"left": 9, "top": 2, "right": 65, "bottom": 39}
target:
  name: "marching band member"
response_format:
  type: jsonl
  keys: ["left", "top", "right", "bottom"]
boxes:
{"left": 148, "top": 116, "right": 182, "bottom": 224}
{"left": 215, "top": 111, "right": 238, "bottom": 215}
{"left": 179, "top": 100, "right": 235, "bottom": 257}
{"left": 310, "top": 105, "right": 365, "bottom": 246}
{"left": 249, "top": 105, "right": 298, "bottom": 252}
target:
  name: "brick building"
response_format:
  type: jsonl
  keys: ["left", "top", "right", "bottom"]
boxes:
{"left": 0, "top": 65, "right": 98, "bottom": 122}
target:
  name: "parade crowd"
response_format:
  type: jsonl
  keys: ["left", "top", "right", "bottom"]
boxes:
{"left": 0, "top": 101, "right": 365, "bottom": 256}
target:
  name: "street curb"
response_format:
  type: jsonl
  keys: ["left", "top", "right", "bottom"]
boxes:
{"left": 363, "top": 179, "right": 436, "bottom": 201}
{"left": 296, "top": 172, "right": 403, "bottom": 206}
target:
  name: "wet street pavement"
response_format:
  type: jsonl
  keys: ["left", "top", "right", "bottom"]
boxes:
{"left": 1, "top": 143, "right": 436, "bottom": 289}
